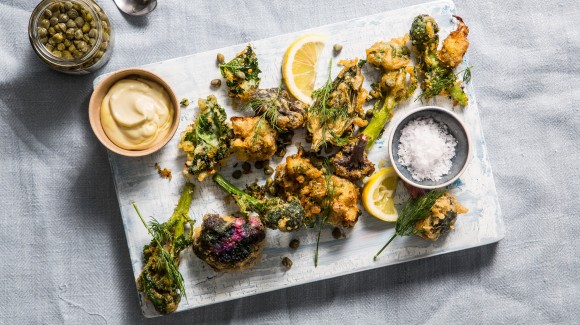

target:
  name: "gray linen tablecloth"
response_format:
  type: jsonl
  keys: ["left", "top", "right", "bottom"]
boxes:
{"left": 1, "top": 0, "right": 578, "bottom": 324}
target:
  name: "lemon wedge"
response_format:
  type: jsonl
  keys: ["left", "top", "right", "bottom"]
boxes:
{"left": 282, "top": 34, "right": 326, "bottom": 103}
{"left": 362, "top": 167, "right": 399, "bottom": 222}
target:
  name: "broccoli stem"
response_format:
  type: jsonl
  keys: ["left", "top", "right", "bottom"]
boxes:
{"left": 213, "top": 174, "right": 260, "bottom": 206}
{"left": 449, "top": 83, "right": 468, "bottom": 106}
{"left": 167, "top": 182, "right": 195, "bottom": 255}
{"left": 362, "top": 96, "right": 396, "bottom": 148}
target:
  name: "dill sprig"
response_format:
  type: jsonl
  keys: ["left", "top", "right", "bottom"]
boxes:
{"left": 314, "top": 160, "right": 335, "bottom": 267}
{"left": 373, "top": 189, "right": 446, "bottom": 260}
{"left": 243, "top": 82, "right": 283, "bottom": 143}
{"left": 132, "top": 202, "right": 188, "bottom": 303}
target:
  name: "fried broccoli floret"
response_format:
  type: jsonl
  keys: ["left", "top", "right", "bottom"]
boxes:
{"left": 410, "top": 14, "right": 470, "bottom": 106}
{"left": 219, "top": 45, "right": 261, "bottom": 100}
{"left": 193, "top": 214, "right": 266, "bottom": 272}
{"left": 247, "top": 88, "right": 307, "bottom": 132}
{"left": 178, "top": 95, "right": 233, "bottom": 181}
{"left": 331, "top": 134, "right": 375, "bottom": 181}
{"left": 307, "top": 59, "right": 368, "bottom": 151}
{"left": 136, "top": 183, "right": 195, "bottom": 314}
{"left": 213, "top": 174, "right": 306, "bottom": 232}
{"left": 414, "top": 192, "right": 468, "bottom": 240}
{"left": 231, "top": 116, "right": 278, "bottom": 162}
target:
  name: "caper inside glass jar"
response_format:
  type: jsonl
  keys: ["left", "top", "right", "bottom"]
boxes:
{"left": 28, "top": 0, "right": 114, "bottom": 74}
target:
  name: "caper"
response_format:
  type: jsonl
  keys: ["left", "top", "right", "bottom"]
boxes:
{"left": 100, "top": 41, "right": 108, "bottom": 50}
{"left": 51, "top": 33, "right": 64, "bottom": 43}
{"left": 40, "top": 37, "right": 48, "bottom": 44}
{"left": 57, "top": 23, "right": 67, "bottom": 32}
{"left": 102, "top": 21, "right": 108, "bottom": 30}
{"left": 63, "top": 39, "right": 71, "bottom": 47}
{"left": 88, "top": 38, "right": 96, "bottom": 46}
{"left": 62, "top": 50, "right": 73, "bottom": 60}
{"left": 73, "top": 3, "right": 81, "bottom": 11}
{"left": 37, "top": 27, "right": 48, "bottom": 37}
{"left": 333, "top": 43, "right": 343, "bottom": 53}
{"left": 59, "top": 14, "right": 69, "bottom": 23}
{"left": 332, "top": 227, "right": 342, "bottom": 239}
{"left": 254, "top": 160, "right": 264, "bottom": 169}
{"left": 90, "top": 20, "right": 96, "bottom": 28}
{"left": 52, "top": 50, "right": 62, "bottom": 58}
{"left": 57, "top": 2, "right": 65, "bottom": 13}
{"left": 56, "top": 43, "right": 65, "bottom": 51}
{"left": 264, "top": 167, "right": 274, "bottom": 175}
{"left": 65, "top": 28, "right": 75, "bottom": 40}
{"left": 88, "top": 28, "right": 97, "bottom": 38}
{"left": 365, "top": 109, "right": 374, "bottom": 119}
{"left": 50, "top": 17, "right": 58, "bottom": 26}
{"left": 82, "top": 23, "right": 90, "bottom": 33}
{"left": 49, "top": 4, "right": 59, "bottom": 12}
{"left": 67, "top": 9, "right": 78, "bottom": 19}
{"left": 73, "top": 50, "right": 83, "bottom": 58}
{"left": 68, "top": 45, "right": 76, "bottom": 52}
{"left": 83, "top": 34, "right": 90, "bottom": 42}
{"left": 77, "top": 41, "right": 88, "bottom": 52}
{"left": 235, "top": 71, "right": 246, "bottom": 79}
{"left": 66, "top": 19, "right": 76, "bottom": 28}
{"left": 232, "top": 170, "right": 242, "bottom": 179}
{"left": 95, "top": 50, "right": 104, "bottom": 59}
{"left": 45, "top": 44, "right": 54, "bottom": 51}
{"left": 64, "top": 1, "right": 73, "bottom": 10}
{"left": 43, "top": 9, "right": 52, "bottom": 18}
{"left": 242, "top": 162, "right": 251, "bottom": 172}
{"left": 74, "top": 17, "right": 84, "bottom": 27}
{"left": 210, "top": 79, "right": 221, "bottom": 87}
{"left": 281, "top": 257, "right": 293, "bottom": 269}
{"left": 40, "top": 19, "right": 50, "bottom": 29}
{"left": 85, "top": 13, "right": 93, "bottom": 21}
{"left": 99, "top": 12, "right": 107, "bottom": 20}
{"left": 276, "top": 149, "right": 286, "bottom": 157}
{"left": 74, "top": 29, "right": 83, "bottom": 40}
{"left": 289, "top": 239, "right": 300, "bottom": 249}
{"left": 102, "top": 32, "right": 110, "bottom": 42}
{"left": 217, "top": 53, "right": 225, "bottom": 63}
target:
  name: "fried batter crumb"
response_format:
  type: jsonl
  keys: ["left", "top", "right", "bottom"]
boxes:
{"left": 155, "top": 163, "right": 172, "bottom": 180}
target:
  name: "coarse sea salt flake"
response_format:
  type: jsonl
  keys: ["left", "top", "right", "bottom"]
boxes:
{"left": 397, "top": 117, "right": 457, "bottom": 181}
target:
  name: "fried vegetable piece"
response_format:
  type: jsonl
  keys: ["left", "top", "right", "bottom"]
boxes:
{"left": 331, "top": 35, "right": 417, "bottom": 181}
{"left": 307, "top": 59, "right": 368, "bottom": 151}
{"left": 414, "top": 192, "right": 468, "bottom": 240}
{"left": 410, "top": 14, "right": 470, "bottom": 106}
{"left": 247, "top": 88, "right": 307, "bottom": 132}
{"left": 374, "top": 190, "right": 468, "bottom": 259}
{"left": 178, "top": 95, "right": 233, "bottom": 181}
{"left": 213, "top": 174, "right": 306, "bottom": 232}
{"left": 193, "top": 214, "right": 266, "bottom": 271}
{"left": 231, "top": 116, "right": 278, "bottom": 162}
{"left": 136, "top": 183, "right": 195, "bottom": 314}
{"left": 274, "top": 149, "right": 360, "bottom": 228}
{"left": 219, "top": 45, "right": 261, "bottom": 100}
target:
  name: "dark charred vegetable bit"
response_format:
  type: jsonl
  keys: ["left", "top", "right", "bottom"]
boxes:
{"left": 331, "top": 134, "right": 375, "bottom": 181}
{"left": 307, "top": 59, "right": 369, "bottom": 151}
{"left": 374, "top": 190, "right": 467, "bottom": 260}
{"left": 410, "top": 15, "right": 470, "bottom": 106}
{"left": 178, "top": 95, "right": 233, "bottom": 181}
{"left": 193, "top": 214, "right": 266, "bottom": 271}
{"left": 289, "top": 239, "right": 300, "bottom": 249}
{"left": 134, "top": 183, "right": 195, "bottom": 314}
{"left": 213, "top": 174, "right": 306, "bottom": 232}
{"left": 282, "top": 257, "right": 293, "bottom": 269}
{"left": 219, "top": 45, "right": 261, "bottom": 100}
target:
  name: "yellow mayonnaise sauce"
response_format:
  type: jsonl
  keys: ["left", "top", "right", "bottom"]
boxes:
{"left": 100, "top": 77, "right": 174, "bottom": 150}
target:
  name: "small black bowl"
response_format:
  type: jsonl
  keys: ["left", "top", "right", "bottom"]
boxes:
{"left": 388, "top": 106, "right": 471, "bottom": 189}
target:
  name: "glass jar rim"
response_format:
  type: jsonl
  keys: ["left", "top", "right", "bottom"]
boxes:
{"left": 28, "top": 0, "right": 104, "bottom": 67}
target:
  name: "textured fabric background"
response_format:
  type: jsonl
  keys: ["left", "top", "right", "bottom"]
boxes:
{"left": 0, "top": 0, "right": 578, "bottom": 324}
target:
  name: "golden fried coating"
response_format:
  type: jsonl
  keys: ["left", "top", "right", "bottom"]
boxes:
{"left": 438, "top": 16, "right": 470, "bottom": 68}
{"left": 231, "top": 116, "right": 278, "bottom": 162}
{"left": 274, "top": 150, "right": 360, "bottom": 228}
{"left": 249, "top": 88, "right": 307, "bottom": 131}
{"left": 414, "top": 192, "right": 468, "bottom": 240}
{"left": 366, "top": 35, "right": 412, "bottom": 71}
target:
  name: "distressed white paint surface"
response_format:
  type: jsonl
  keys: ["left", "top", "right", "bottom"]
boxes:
{"left": 95, "top": 0, "right": 504, "bottom": 317}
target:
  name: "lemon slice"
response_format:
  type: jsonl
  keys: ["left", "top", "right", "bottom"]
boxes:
{"left": 362, "top": 167, "right": 399, "bottom": 222}
{"left": 282, "top": 34, "right": 326, "bottom": 103}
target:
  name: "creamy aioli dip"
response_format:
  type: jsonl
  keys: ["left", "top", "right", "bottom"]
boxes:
{"left": 100, "top": 77, "right": 174, "bottom": 150}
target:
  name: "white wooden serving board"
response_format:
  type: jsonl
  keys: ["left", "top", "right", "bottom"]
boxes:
{"left": 94, "top": 0, "right": 504, "bottom": 317}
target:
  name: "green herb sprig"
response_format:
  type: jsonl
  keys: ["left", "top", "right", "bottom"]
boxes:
{"left": 243, "top": 81, "right": 284, "bottom": 143}
{"left": 314, "top": 160, "right": 335, "bottom": 267}
{"left": 373, "top": 189, "right": 446, "bottom": 260}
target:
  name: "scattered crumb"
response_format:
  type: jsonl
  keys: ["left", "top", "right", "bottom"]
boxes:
{"left": 155, "top": 163, "right": 172, "bottom": 180}
{"left": 180, "top": 98, "right": 190, "bottom": 107}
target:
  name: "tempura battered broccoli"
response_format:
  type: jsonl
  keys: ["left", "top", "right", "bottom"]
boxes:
{"left": 213, "top": 174, "right": 306, "bottom": 232}
{"left": 307, "top": 59, "right": 368, "bottom": 151}
{"left": 135, "top": 183, "right": 195, "bottom": 314}
{"left": 331, "top": 35, "right": 417, "bottom": 181}
{"left": 247, "top": 88, "right": 307, "bottom": 132}
{"left": 231, "top": 116, "right": 278, "bottom": 162}
{"left": 410, "top": 15, "right": 470, "bottom": 106}
{"left": 219, "top": 45, "right": 261, "bottom": 100}
{"left": 178, "top": 96, "right": 233, "bottom": 181}
{"left": 193, "top": 214, "right": 266, "bottom": 272}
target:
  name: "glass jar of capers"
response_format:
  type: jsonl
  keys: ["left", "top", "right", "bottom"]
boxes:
{"left": 28, "top": 0, "right": 114, "bottom": 74}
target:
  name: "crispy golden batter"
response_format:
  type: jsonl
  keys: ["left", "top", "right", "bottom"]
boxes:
{"left": 231, "top": 116, "right": 278, "bottom": 162}
{"left": 366, "top": 35, "right": 412, "bottom": 71}
{"left": 414, "top": 192, "right": 468, "bottom": 240}
{"left": 249, "top": 88, "right": 307, "bottom": 131}
{"left": 438, "top": 16, "right": 470, "bottom": 68}
{"left": 274, "top": 150, "right": 360, "bottom": 228}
